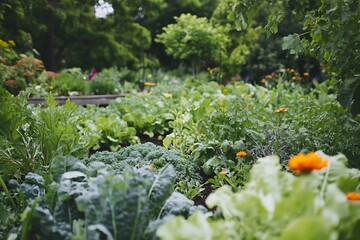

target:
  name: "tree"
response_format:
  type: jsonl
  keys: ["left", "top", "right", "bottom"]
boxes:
{"left": 229, "top": 0, "right": 360, "bottom": 114}
{"left": 156, "top": 13, "right": 229, "bottom": 76}
{"left": 0, "top": 0, "right": 166, "bottom": 71}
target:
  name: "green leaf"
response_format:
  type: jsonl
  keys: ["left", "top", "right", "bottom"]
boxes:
{"left": 278, "top": 217, "right": 334, "bottom": 240}
{"left": 148, "top": 165, "right": 176, "bottom": 216}
{"left": 282, "top": 34, "right": 304, "bottom": 56}
{"left": 157, "top": 212, "right": 212, "bottom": 240}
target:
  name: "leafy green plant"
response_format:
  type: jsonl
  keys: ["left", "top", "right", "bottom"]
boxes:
{"left": 156, "top": 13, "right": 229, "bottom": 76}
{"left": 50, "top": 68, "right": 87, "bottom": 96}
{"left": 230, "top": 0, "right": 360, "bottom": 114}
{"left": 9, "top": 155, "right": 205, "bottom": 240}
{"left": 158, "top": 152, "right": 360, "bottom": 239}
{"left": 84, "top": 142, "right": 202, "bottom": 186}
{"left": 109, "top": 94, "right": 175, "bottom": 139}
{"left": 0, "top": 90, "right": 96, "bottom": 180}
{"left": 76, "top": 105, "right": 139, "bottom": 152}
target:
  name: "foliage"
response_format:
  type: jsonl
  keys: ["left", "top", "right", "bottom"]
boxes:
{"left": 76, "top": 105, "right": 139, "bottom": 152}
{"left": 109, "top": 93, "right": 175, "bottom": 138}
{"left": 156, "top": 13, "right": 229, "bottom": 76}
{"left": 229, "top": 0, "right": 360, "bottom": 114}
{"left": 157, "top": 152, "right": 360, "bottom": 239}
{"left": 84, "top": 142, "right": 202, "bottom": 184}
{"left": 5, "top": 156, "right": 205, "bottom": 239}
{"left": 0, "top": 0, "right": 166, "bottom": 71}
{"left": 50, "top": 68, "right": 87, "bottom": 96}
{"left": 163, "top": 79, "right": 360, "bottom": 175}
{"left": 0, "top": 39, "right": 45, "bottom": 95}
{"left": 0, "top": 90, "right": 96, "bottom": 180}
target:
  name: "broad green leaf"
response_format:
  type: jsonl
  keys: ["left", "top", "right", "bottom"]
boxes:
{"left": 157, "top": 212, "right": 212, "bottom": 240}
{"left": 282, "top": 34, "right": 304, "bottom": 56}
{"left": 278, "top": 217, "right": 335, "bottom": 240}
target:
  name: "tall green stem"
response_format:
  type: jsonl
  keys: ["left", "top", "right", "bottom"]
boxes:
{"left": 0, "top": 175, "right": 16, "bottom": 209}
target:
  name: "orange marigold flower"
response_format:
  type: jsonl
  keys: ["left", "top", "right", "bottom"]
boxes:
{"left": 346, "top": 192, "right": 360, "bottom": 201}
{"left": 144, "top": 82, "right": 156, "bottom": 87}
{"left": 275, "top": 107, "right": 288, "bottom": 113}
{"left": 288, "top": 152, "right": 328, "bottom": 174}
{"left": 236, "top": 151, "right": 247, "bottom": 157}
{"left": 148, "top": 165, "right": 156, "bottom": 169}
{"left": 303, "top": 72, "right": 309, "bottom": 76}
{"left": 219, "top": 169, "right": 228, "bottom": 175}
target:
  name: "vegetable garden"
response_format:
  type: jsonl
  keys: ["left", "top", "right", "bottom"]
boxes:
{"left": 1, "top": 0, "right": 360, "bottom": 239}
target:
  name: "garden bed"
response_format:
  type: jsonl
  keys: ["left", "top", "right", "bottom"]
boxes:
{"left": 28, "top": 93, "right": 127, "bottom": 106}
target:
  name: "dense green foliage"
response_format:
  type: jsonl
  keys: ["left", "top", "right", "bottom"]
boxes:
{"left": 229, "top": 0, "right": 360, "bottom": 113}
{"left": 156, "top": 13, "right": 229, "bottom": 76}
{"left": 0, "top": 89, "right": 96, "bottom": 181}
{"left": 85, "top": 142, "right": 202, "bottom": 183}
{"left": 158, "top": 152, "right": 360, "bottom": 239}
{"left": 3, "top": 155, "right": 205, "bottom": 239}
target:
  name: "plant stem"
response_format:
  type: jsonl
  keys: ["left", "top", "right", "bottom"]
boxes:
{"left": 0, "top": 175, "right": 17, "bottom": 209}
{"left": 320, "top": 162, "right": 331, "bottom": 200}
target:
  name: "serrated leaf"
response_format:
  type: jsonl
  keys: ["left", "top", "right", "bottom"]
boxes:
{"left": 282, "top": 34, "right": 304, "bottom": 56}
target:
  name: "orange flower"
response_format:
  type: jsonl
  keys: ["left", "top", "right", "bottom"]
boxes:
{"left": 236, "top": 151, "right": 247, "bottom": 157}
{"left": 303, "top": 72, "right": 309, "bottom": 76}
{"left": 346, "top": 192, "right": 360, "bottom": 201}
{"left": 288, "top": 152, "right": 328, "bottom": 174}
{"left": 275, "top": 107, "right": 288, "bottom": 113}
{"left": 144, "top": 82, "right": 156, "bottom": 87}
{"left": 219, "top": 169, "right": 228, "bottom": 175}
{"left": 148, "top": 165, "right": 156, "bottom": 169}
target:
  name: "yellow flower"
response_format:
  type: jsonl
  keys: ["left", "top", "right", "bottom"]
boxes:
{"left": 288, "top": 152, "right": 328, "bottom": 174}
{"left": 207, "top": 67, "right": 214, "bottom": 74}
{"left": 290, "top": 69, "right": 295, "bottom": 73}
{"left": 346, "top": 192, "right": 360, "bottom": 201}
{"left": 219, "top": 169, "right": 228, "bottom": 175}
{"left": 144, "top": 82, "right": 156, "bottom": 87}
{"left": 0, "top": 39, "right": 8, "bottom": 47}
{"left": 163, "top": 93, "right": 172, "bottom": 98}
{"left": 236, "top": 151, "right": 247, "bottom": 157}
{"left": 275, "top": 107, "right": 288, "bottom": 113}
{"left": 303, "top": 72, "right": 309, "bottom": 76}
{"left": 291, "top": 76, "right": 297, "bottom": 81}
{"left": 8, "top": 40, "right": 15, "bottom": 46}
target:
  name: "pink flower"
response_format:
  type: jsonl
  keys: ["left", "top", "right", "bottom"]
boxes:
{"left": 88, "top": 68, "right": 97, "bottom": 81}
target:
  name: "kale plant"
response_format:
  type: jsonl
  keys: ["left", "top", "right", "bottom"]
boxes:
{"left": 84, "top": 142, "right": 202, "bottom": 183}
{"left": 9, "top": 156, "right": 205, "bottom": 240}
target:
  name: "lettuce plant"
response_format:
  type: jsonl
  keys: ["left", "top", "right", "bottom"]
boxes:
{"left": 157, "top": 152, "right": 360, "bottom": 240}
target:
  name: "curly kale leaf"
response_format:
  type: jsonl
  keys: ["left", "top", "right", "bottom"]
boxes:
{"left": 84, "top": 142, "right": 202, "bottom": 183}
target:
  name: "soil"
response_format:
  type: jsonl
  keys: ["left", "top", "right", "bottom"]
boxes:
{"left": 194, "top": 172, "right": 215, "bottom": 209}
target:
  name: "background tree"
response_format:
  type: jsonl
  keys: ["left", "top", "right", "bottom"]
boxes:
{"left": 230, "top": 0, "right": 360, "bottom": 114}
{"left": 210, "top": 0, "right": 321, "bottom": 83}
{"left": 0, "top": 0, "right": 166, "bottom": 71}
{"left": 156, "top": 13, "right": 229, "bottom": 76}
